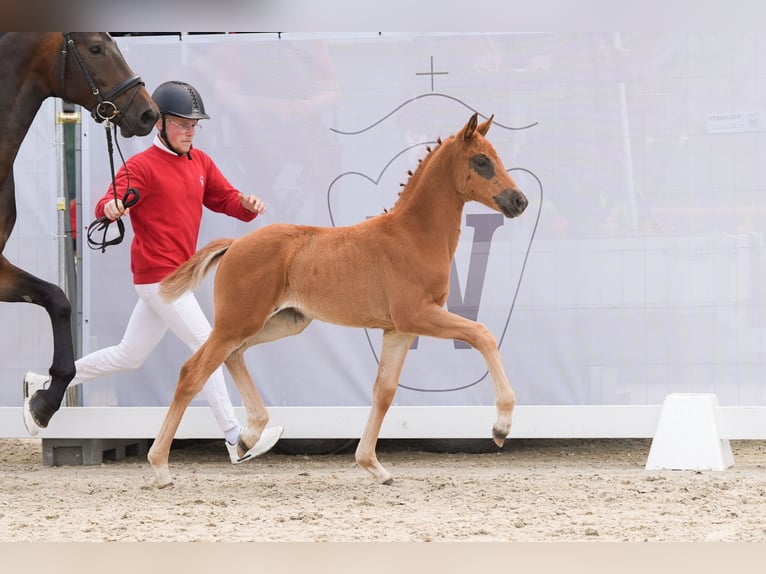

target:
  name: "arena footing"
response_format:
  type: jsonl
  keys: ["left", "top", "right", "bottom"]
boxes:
{"left": 41, "top": 438, "right": 150, "bottom": 466}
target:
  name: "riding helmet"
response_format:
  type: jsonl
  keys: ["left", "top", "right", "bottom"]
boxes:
{"left": 151, "top": 81, "right": 210, "bottom": 119}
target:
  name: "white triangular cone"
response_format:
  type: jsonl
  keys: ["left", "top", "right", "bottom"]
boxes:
{"left": 646, "top": 393, "right": 734, "bottom": 471}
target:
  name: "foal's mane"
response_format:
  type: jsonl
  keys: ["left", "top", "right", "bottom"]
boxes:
{"left": 388, "top": 133, "right": 450, "bottom": 213}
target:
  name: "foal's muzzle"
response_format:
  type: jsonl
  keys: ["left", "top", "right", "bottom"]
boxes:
{"left": 494, "top": 189, "right": 528, "bottom": 218}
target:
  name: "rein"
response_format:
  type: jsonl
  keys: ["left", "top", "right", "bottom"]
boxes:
{"left": 85, "top": 121, "right": 139, "bottom": 253}
{"left": 58, "top": 33, "right": 143, "bottom": 252}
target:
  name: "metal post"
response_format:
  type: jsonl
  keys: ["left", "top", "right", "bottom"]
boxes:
{"left": 55, "top": 100, "right": 82, "bottom": 407}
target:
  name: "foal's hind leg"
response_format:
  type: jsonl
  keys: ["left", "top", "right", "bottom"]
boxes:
{"left": 0, "top": 256, "right": 75, "bottom": 425}
{"left": 356, "top": 330, "right": 414, "bottom": 485}
{"left": 147, "top": 335, "right": 237, "bottom": 488}
{"left": 226, "top": 309, "right": 312, "bottom": 455}
{"left": 225, "top": 348, "right": 269, "bottom": 457}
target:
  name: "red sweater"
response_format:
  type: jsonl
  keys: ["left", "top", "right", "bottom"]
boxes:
{"left": 95, "top": 140, "right": 257, "bottom": 284}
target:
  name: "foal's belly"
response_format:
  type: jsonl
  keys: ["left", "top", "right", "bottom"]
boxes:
{"left": 286, "top": 292, "right": 395, "bottom": 331}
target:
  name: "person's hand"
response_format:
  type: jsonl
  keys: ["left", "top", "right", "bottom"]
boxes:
{"left": 239, "top": 193, "right": 266, "bottom": 215}
{"left": 103, "top": 198, "right": 129, "bottom": 220}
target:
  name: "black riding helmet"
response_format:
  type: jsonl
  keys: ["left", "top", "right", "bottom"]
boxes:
{"left": 152, "top": 80, "right": 209, "bottom": 157}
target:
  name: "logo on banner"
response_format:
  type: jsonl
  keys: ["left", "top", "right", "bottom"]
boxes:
{"left": 328, "top": 94, "right": 542, "bottom": 393}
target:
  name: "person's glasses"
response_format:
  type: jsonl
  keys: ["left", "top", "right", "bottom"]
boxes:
{"left": 166, "top": 118, "right": 202, "bottom": 133}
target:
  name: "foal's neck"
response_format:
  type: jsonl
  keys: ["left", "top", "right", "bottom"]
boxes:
{"left": 388, "top": 143, "right": 465, "bottom": 256}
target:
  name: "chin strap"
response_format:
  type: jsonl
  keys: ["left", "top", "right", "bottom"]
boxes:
{"left": 160, "top": 116, "right": 193, "bottom": 160}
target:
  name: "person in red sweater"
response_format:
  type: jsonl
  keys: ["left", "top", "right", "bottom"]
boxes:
{"left": 23, "top": 81, "right": 283, "bottom": 463}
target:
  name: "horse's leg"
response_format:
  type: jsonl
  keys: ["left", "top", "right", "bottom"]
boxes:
{"left": 355, "top": 329, "right": 414, "bottom": 485}
{"left": 397, "top": 305, "right": 515, "bottom": 446}
{"left": 147, "top": 334, "right": 237, "bottom": 488}
{"left": 226, "top": 308, "right": 312, "bottom": 455}
{"left": 0, "top": 257, "right": 75, "bottom": 424}
{"left": 0, "top": 175, "right": 73, "bottom": 424}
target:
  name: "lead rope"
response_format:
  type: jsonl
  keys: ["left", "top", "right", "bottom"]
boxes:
{"left": 85, "top": 120, "right": 139, "bottom": 252}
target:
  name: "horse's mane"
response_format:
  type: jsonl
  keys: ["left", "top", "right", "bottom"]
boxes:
{"left": 388, "top": 134, "right": 449, "bottom": 213}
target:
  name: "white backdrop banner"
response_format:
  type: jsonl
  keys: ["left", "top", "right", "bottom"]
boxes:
{"left": 72, "top": 33, "right": 766, "bottom": 411}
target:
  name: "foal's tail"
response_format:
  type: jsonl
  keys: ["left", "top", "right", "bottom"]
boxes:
{"left": 159, "top": 238, "right": 234, "bottom": 302}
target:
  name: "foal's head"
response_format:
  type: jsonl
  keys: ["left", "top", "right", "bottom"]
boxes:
{"left": 451, "top": 112, "right": 528, "bottom": 218}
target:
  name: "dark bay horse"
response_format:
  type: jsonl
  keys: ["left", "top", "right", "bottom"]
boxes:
{"left": 1, "top": 33, "right": 158, "bottom": 426}
{"left": 149, "top": 112, "right": 528, "bottom": 488}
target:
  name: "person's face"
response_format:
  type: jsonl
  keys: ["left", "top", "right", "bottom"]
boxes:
{"left": 158, "top": 115, "right": 200, "bottom": 154}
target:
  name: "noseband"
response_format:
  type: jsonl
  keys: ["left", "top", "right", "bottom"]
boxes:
{"left": 60, "top": 32, "right": 146, "bottom": 124}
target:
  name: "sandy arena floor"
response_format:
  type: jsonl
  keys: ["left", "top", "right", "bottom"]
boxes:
{"left": 1, "top": 437, "right": 766, "bottom": 542}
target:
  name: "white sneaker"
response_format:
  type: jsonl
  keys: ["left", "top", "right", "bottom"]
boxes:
{"left": 22, "top": 371, "right": 50, "bottom": 436}
{"left": 226, "top": 425, "right": 284, "bottom": 464}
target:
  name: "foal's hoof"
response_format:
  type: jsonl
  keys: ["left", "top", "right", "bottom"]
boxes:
{"left": 153, "top": 471, "right": 174, "bottom": 489}
{"left": 147, "top": 453, "right": 174, "bottom": 489}
{"left": 492, "top": 426, "right": 508, "bottom": 448}
{"left": 382, "top": 477, "right": 394, "bottom": 486}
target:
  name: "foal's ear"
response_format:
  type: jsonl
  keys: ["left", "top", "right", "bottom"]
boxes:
{"left": 462, "top": 112, "right": 479, "bottom": 141}
{"left": 462, "top": 112, "right": 493, "bottom": 140}
{"left": 477, "top": 114, "right": 494, "bottom": 136}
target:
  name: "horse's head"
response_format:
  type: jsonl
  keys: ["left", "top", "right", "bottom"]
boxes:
{"left": 456, "top": 112, "right": 528, "bottom": 218}
{"left": 55, "top": 33, "right": 158, "bottom": 137}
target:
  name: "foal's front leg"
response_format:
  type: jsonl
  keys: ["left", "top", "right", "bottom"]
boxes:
{"left": 397, "top": 305, "right": 516, "bottom": 447}
{"left": 356, "top": 330, "right": 414, "bottom": 485}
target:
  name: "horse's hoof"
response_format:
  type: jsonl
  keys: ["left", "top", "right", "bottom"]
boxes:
{"left": 30, "top": 392, "right": 57, "bottom": 428}
{"left": 157, "top": 481, "right": 174, "bottom": 490}
{"left": 381, "top": 477, "right": 394, "bottom": 486}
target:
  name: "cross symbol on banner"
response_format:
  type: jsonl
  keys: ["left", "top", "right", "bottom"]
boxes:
{"left": 416, "top": 56, "right": 449, "bottom": 91}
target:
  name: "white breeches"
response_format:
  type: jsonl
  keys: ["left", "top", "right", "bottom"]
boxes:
{"left": 71, "top": 282, "right": 239, "bottom": 435}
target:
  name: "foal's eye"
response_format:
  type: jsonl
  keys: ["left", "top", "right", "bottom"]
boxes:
{"left": 470, "top": 153, "right": 495, "bottom": 179}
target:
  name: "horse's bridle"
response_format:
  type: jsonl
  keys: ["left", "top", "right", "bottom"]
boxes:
{"left": 59, "top": 32, "right": 146, "bottom": 124}
{"left": 58, "top": 33, "right": 145, "bottom": 252}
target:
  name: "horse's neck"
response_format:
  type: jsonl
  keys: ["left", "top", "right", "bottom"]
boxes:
{"left": 0, "top": 37, "right": 51, "bottom": 177}
{"left": 2, "top": 87, "right": 47, "bottom": 145}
